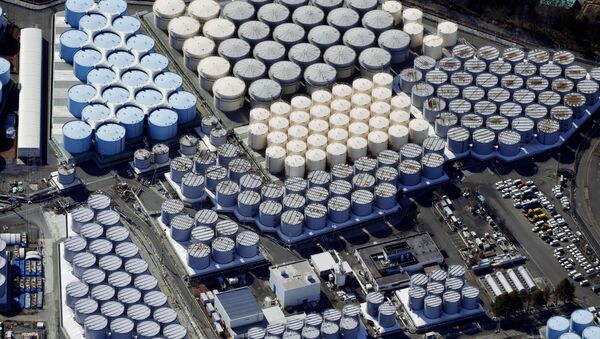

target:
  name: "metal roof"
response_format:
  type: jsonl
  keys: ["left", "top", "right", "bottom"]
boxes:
{"left": 215, "top": 287, "right": 262, "bottom": 323}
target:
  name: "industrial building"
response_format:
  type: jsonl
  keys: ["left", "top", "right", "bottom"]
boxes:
{"left": 214, "top": 287, "right": 264, "bottom": 330}
{"left": 269, "top": 260, "right": 321, "bottom": 308}
{"left": 17, "top": 28, "right": 42, "bottom": 160}
{"left": 355, "top": 233, "right": 444, "bottom": 291}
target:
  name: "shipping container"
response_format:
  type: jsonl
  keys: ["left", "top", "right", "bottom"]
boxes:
{"left": 25, "top": 293, "right": 31, "bottom": 309}
{"left": 19, "top": 294, "right": 25, "bottom": 309}
{"left": 36, "top": 291, "right": 43, "bottom": 308}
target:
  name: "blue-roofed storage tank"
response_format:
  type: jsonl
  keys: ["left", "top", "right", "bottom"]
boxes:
{"left": 93, "top": 30, "right": 122, "bottom": 52}
{"left": 81, "top": 103, "right": 111, "bottom": 127}
{"left": 63, "top": 120, "right": 93, "bottom": 154}
{"left": 571, "top": 309, "right": 594, "bottom": 335}
{"left": 98, "top": 0, "right": 127, "bottom": 16}
{"left": 168, "top": 91, "right": 197, "bottom": 124}
{"left": 120, "top": 68, "right": 149, "bottom": 89}
{"left": 107, "top": 49, "right": 136, "bottom": 70}
{"left": 112, "top": 15, "right": 141, "bottom": 36}
{"left": 148, "top": 108, "right": 178, "bottom": 141}
{"left": 0, "top": 57, "right": 9, "bottom": 86}
{"left": 547, "top": 316, "right": 570, "bottom": 339}
{"left": 65, "top": 0, "right": 95, "bottom": 28}
{"left": 73, "top": 48, "right": 103, "bottom": 82}
{"left": 60, "top": 29, "right": 89, "bottom": 64}
{"left": 135, "top": 87, "right": 164, "bottom": 111}
{"left": 68, "top": 84, "right": 97, "bottom": 118}
{"left": 154, "top": 72, "right": 183, "bottom": 93}
{"left": 140, "top": 53, "right": 169, "bottom": 75}
{"left": 79, "top": 13, "right": 108, "bottom": 33}
{"left": 116, "top": 105, "right": 145, "bottom": 139}
{"left": 87, "top": 67, "right": 117, "bottom": 89}
{"left": 583, "top": 326, "right": 600, "bottom": 339}
{"left": 95, "top": 123, "right": 126, "bottom": 156}
{"left": 102, "top": 86, "right": 131, "bottom": 106}
{"left": 126, "top": 34, "right": 155, "bottom": 55}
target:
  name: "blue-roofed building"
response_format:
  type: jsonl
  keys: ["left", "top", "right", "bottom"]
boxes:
{"left": 214, "top": 287, "right": 264, "bottom": 329}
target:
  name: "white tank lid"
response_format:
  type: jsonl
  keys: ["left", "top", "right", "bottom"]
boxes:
{"left": 198, "top": 56, "right": 230, "bottom": 78}
{"left": 213, "top": 76, "right": 246, "bottom": 99}
{"left": 154, "top": 0, "right": 185, "bottom": 18}
{"left": 168, "top": 16, "right": 200, "bottom": 36}
{"left": 187, "top": 0, "right": 220, "bottom": 22}
{"left": 183, "top": 36, "right": 215, "bottom": 58}
{"left": 202, "top": 18, "right": 236, "bottom": 40}
{"left": 332, "top": 83, "right": 353, "bottom": 99}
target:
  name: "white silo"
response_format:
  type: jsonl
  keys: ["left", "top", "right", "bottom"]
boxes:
{"left": 153, "top": 0, "right": 186, "bottom": 31}
{"left": 409, "top": 119, "right": 430, "bottom": 144}
{"left": 422, "top": 34, "right": 444, "bottom": 60}
{"left": 213, "top": 77, "right": 246, "bottom": 112}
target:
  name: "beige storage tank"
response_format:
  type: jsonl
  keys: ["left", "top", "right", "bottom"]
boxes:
{"left": 347, "top": 136, "right": 368, "bottom": 161}
{"left": 183, "top": 36, "right": 215, "bottom": 71}
{"left": 403, "top": 8, "right": 423, "bottom": 24}
{"left": 306, "top": 149, "right": 327, "bottom": 171}
{"left": 286, "top": 140, "right": 307, "bottom": 156}
{"left": 351, "top": 93, "right": 372, "bottom": 109}
{"left": 248, "top": 123, "right": 268, "bottom": 150}
{"left": 270, "top": 101, "right": 292, "bottom": 118}
{"left": 267, "top": 131, "right": 288, "bottom": 147}
{"left": 422, "top": 35, "right": 444, "bottom": 60}
{"left": 352, "top": 78, "right": 373, "bottom": 94}
{"left": 250, "top": 107, "right": 271, "bottom": 124}
{"left": 197, "top": 56, "right": 230, "bottom": 92}
{"left": 285, "top": 155, "right": 306, "bottom": 177}
{"left": 373, "top": 72, "right": 394, "bottom": 89}
{"left": 409, "top": 119, "right": 429, "bottom": 144}
{"left": 327, "top": 143, "right": 347, "bottom": 167}
{"left": 382, "top": 1, "right": 402, "bottom": 25}
{"left": 370, "top": 101, "right": 391, "bottom": 117}
{"left": 369, "top": 116, "right": 390, "bottom": 132}
{"left": 390, "top": 110, "right": 411, "bottom": 126}
{"left": 187, "top": 0, "right": 220, "bottom": 23}
{"left": 312, "top": 90, "right": 333, "bottom": 106}
{"left": 291, "top": 95, "right": 312, "bottom": 111}
{"left": 332, "top": 84, "right": 353, "bottom": 100}
{"left": 289, "top": 110, "right": 311, "bottom": 126}
{"left": 348, "top": 122, "right": 370, "bottom": 138}
{"left": 350, "top": 107, "right": 371, "bottom": 123}
{"left": 288, "top": 125, "right": 309, "bottom": 141}
{"left": 212, "top": 76, "right": 246, "bottom": 112}
{"left": 391, "top": 94, "right": 412, "bottom": 111}
{"left": 328, "top": 128, "right": 349, "bottom": 144}
{"left": 310, "top": 105, "right": 331, "bottom": 121}
{"left": 307, "top": 134, "right": 328, "bottom": 150}
{"left": 329, "top": 113, "right": 350, "bottom": 129}
{"left": 268, "top": 116, "right": 290, "bottom": 132}
{"left": 403, "top": 22, "right": 424, "bottom": 49}
{"left": 153, "top": 0, "right": 186, "bottom": 31}
{"left": 331, "top": 99, "right": 352, "bottom": 115}
{"left": 202, "top": 18, "right": 236, "bottom": 43}
{"left": 168, "top": 16, "right": 200, "bottom": 51}
{"left": 368, "top": 131, "right": 389, "bottom": 156}
{"left": 308, "top": 119, "right": 330, "bottom": 136}
{"left": 266, "top": 146, "right": 286, "bottom": 174}
{"left": 437, "top": 21, "right": 458, "bottom": 47}
{"left": 372, "top": 87, "right": 392, "bottom": 103}
{"left": 388, "top": 124, "right": 409, "bottom": 150}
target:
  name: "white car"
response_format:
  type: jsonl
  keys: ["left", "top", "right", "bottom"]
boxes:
{"left": 532, "top": 227, "right": 540, "bottom": 233}
{"left": 551, "top": 240, "right": 560, "bottom": 246}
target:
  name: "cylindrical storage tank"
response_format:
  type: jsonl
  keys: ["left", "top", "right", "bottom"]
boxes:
{"left": 215, "top": 220, "right": 239, "bottom": 240}
{"left": 248, "top": 79, "right": 283, "bottom": 108}
{"left": 160, "top": 199, "right": 184, "bottom": 226}
{"left": 352, "top": 172, "right": 376, "bottom": 192}
{"left": 87, "top": 194, "right": 110, "bottom": 211}
{"left": 168, "top": 91, "right": 197, "bottom": 124}
{"left": 409, "top": 286, "right": 426, "bottom": 311}
{"left": 187, "top": 0, "right": 220, "bottom": 22}
{"left": 287, "top": 44, "right": 321, "bottom": 71}
{"left": 583, "top": 326, "right": 600, "bottom": 339}
{"left": 423, "top": 295, "right": 442, "bottom": 319}
{"left": 514, "top": 62, "right": 537, "bottom": 80}
{"left": 215, "top": 181, "right": 240, "bottom": 207}
{"left": 358, "top": 47, "right": 391, "bottom": 77}
{"left": 430, "top": 269, "right": 448, "bottom": 284}
{"left": 564, "top": 92, "right": 587, "bottom": 119}
{"left": 237, "top": 190, "right": 261, "bottom": 217}
{"left": 339, "top": 317, "right": 358, "bottom": 338}
{"left": 202, "top": 18, "right": 236, "bottom": 43}
{"left": 65, "top": 0, "right": 95, "bottom": 28}
{"left": 403, "top": 23, "right": 424, "bottom": 49}
{"left": 376, "top": 166, "right": 398, "bottom": 185}
{"left": 498, "top": 130, "right": 521, "bottom": 156}
{"left": 326, "top": 196, "right": 350, "bottom": 222}
{"left": 306, "top": 186, "right": 329, "bottom": 206}
{"left": 527, "top": 49, "right": 550, "bottom": 67}
{"left": 79, "top": 223, "right": 103, "bottom": 241}
{"left": 153, "top": 0, "right": 185, "bottom": 30}
{"left": 272, "top": 22, "right": 305, "bottom": 49}
{"left": 257, "top": 3, "right": 290, "bottom": 28}
{"left": 247, "top": 327, "right": 267, "bottom": 339}
{"left": 223, "top": 1, "right": 256, "bottom": 25}
{"left": 94, "top": 123, "right": 126, "bottom": 156}
{"left": 411, "top": 273, "right": 429, "bottom": 288}
{"left": 366, "top": 291, "right": 384, "bottom": 317}
{"left": 167, "top": 16, "right": 200, "bottom": 51}
{"left": 323, "top": 45, "right": 356, "bottom": 80}
{"left": 399, "top": 159, "right": 421, "bottom": 186}
{"left": 398, "top": 68, "right": 422, "bottom": 94}
{"left": 100, "top": 301, "right": 125, "bottom": 321}
{"left": 197, "top": 56, "right": 230, "bottom": 92}
{"left": 577, "top": 79, "right": 599, "bottom": 106}
{"left": 553, "top": 50, "right": 575, "bottom": 69}
{"left": 377, "top": 302, "right": 396, "bottom": 328}
{"left": 325, "top": 7, "right": 359, "bottom": 34}
{"left": 374, "top": 183, "right": 397, "bottom": 209}
{"left": 187, "top": 243, "right": 211, "bottom": 270}
{"left": 182, "top": 37, "right": 215, "bottom": 71}
{"left": 571, "top": 309, "right": 594, "bottom": 335}
{"left": 452, "top": 44, "right": 475, "bottom": 63}
{"left": 361, "top": 9, "right": 393, "bottom": 35}
{"left": 269, "top": 61, "right": 303, "bottom": 95}
{"left": 218, "top": 38, "right": 251, "bottom": 65}
{"left": 421, "top": 153, "right": 444, "bottom": 180}
{"left": 110, "top": 317, "right": 134, "bottom": 339}
{"left": 329, "top": 180, "right": 352, "bottom": 198}
{"left": 64, "top": 236, "right": 87, "bottom": 262}
{"left": 147, "top": 108, "right": 178, "bottom": 141}
{"left": 472, "top": 128, "right": 496, "bottom": 155}
{"left": 474, "top": 45, "right": 499, "bottom": 66}
{"left": 437, "top": 21, "right": 458, "bottom": 47}
{"left": 75, "top": 298, "right": 99, "bottom": 325}
{"left": 551, "top": 106, "right": 574, "bottom": 132}
{"left": 193, "top": 210, "right": 218, "bottom": 230}
{"left": 537, "top": 118, "right": 560, "bottom": 145}
{"left": 422, "top": 34, "right": 444, "bottom": 60}
{"left": 411, "top": 83, "right": 434, "bottom": 110}
{"left": 84, "top": 314, "right": 108, "bottom": 339}
{"left": 60, "top": 29, "right": 89, "bottom": 64}
{"left": 66, "top": 280, "right": 90, "bottom": 309}
{"left": 168, "top": 214, "right": 194, "bottom": 242}
{"left": 169, "top": 157, "right": 192, "bottom": 184}
{"left": 445, "top": 277, "right": 464, "bottom": 292}
{"left": 73, "top": 48, "right": 103, "bottom": 82}
{"left": 350, "top": 190, "right": 373, "bottom": 216}
{"left": 235, "top": 230, "right": 259, "bottom": 258}
{"left": 443, "top": 290, "right": 461, "bottom": 314}
{"left": 212, "top": 236, "right": 236, "bottom": 264}
{"left": 181, "top": 172, "right": 205, "bottom": 199}
{"left": 70, "top": 207, "right": 95, "bottom": 233}
{"left": 112, "top": 105, "right": 144, "bottom": 139}
{"left": 486, "top": 115, "right": 510, "bottom": 136}
{"left": 178, "top": 135, "right": 198, "bottom": 157}
{"left": 377, "top": 150, "right": 400, "bottom": 168}
{"left": 259, "top": 200, "right": 283, "bottom": 228}
{"left": 342, "top": 27, "right": 376, "bottom": 54}
{"left": 153, "top": 307, "right": 178, "bottom": 327}
{"left": 460, "top": 285, "right": 480, "bottom": 310}
{"left": 547, "top": 316, "right": 570, "bottom": 339}
{"left": 408, "top": 119, "right": 430, "bottom": 145}
{"left": 212, "top": 76, "right": 246, "bottom": 113}
{"left": 300, "top": 203, "right": 326, "bottom": 230}
{"left": 422, "top": 136, "right": 446, "bottom": 155}
{"left": 303, "top": 63, "right": 337, "bottom": 94}
{"left": 331, "top": 163, "right": 353, "bottom": 182}
{"left": 434, "top": 113, "right": 458, "bottom": 138}
{"left": 68, "top": 84, "right": 97, "bottom": 118}
{"left": 280, "top": 210, "right": 304, "bottom": 237}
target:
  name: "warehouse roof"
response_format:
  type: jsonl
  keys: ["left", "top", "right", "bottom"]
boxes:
{"left": 215, "top": 287, "right": 262, "bottom": 323}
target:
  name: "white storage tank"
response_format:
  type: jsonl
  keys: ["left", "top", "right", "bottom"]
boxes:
{"left": 182, "top": 36, "right": 215, "bottom": 71}
{"left": 303, "top": 63, "right": 337, "bottom": 94}
{"left": 343, "top": 27, "right": 376, "bottom": 53}
{"left": 435, "top": 112, "right": 458, "bottom": 138}
{"left": 582, "top": 326, "right": 600, "bottom": 339}
{"left": 218, "top": 38, "right": 252, "bottom": 65}
{"left": 222, "top": 1, "right": 256, "bottom": 25}
{"left": 269, "top": 61, "right": 303, "bottom": 95}
{"left": 202, "top": 18, "right": 236, "bottom": 43}
{"left": 167, "top": 16, "right": 200, "bottom": 51}
{"left": 187, "top": 0, "right": 220, "bottom": 23}
{"left": 213, "top": 76, "right": 246, "bottom": 112}
{"left": 272, "top": 23, "right": 305, "bottom": 49}
{"left": 94, "top": 123, "right": 126, "bottom": 156}
{"left": 358, "top": 47, "right": 391, "bottom": 77}
{"left": 361, "top": 10, "right": 393, "bottom": 34}
{"left": 198, "top": 56, "right": 231, "bottom": 92}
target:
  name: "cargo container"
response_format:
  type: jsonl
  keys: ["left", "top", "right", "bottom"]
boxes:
{"left": 36, "top": 291, "right": 43, "bottom": 308}
{"left": 25, "top": 293, "right": 31, "bottom": 309}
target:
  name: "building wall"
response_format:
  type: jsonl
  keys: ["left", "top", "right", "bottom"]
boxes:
{"left": 214, "top": 297, "right": 263, "bottom": 329}
{"left": 272, "top": 280, "right": 320, "bottom": 308}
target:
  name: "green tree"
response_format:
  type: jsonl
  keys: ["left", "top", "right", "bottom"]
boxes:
{"left": 491, "top": 294, "right": 510, "bottom": 318}
{"left": 529, "top": 289, "right": 547, "bottom": 310}
{"left": 555, "top": 278, "right": 575, "bottom": 304}
{"left": 507, "top": 292, "right": 524, "bottom": 314}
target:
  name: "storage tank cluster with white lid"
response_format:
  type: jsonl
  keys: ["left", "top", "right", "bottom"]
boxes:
{"left": 61, "top": 0, "right": 207, "bottom": 157}
{"left": 62, "top": 189, "right": 186, "bottom": 337}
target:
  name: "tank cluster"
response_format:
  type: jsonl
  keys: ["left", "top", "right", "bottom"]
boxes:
{"left": 546, "top": 309, "right": 600, "bottom": 339}
{"left": 159, "top": 200, "right": 261, "bottom": 270}
{"left": 401, "top": 45, "right": 600, "bottom": 159}
{"left": 246, "top": 76, "right": 446, "bottom": 182}
{"left": 63, "top": 192, "right": 187, "bottom": 339}
{"left": 407, "top": 266, "right": 480, "bottom": 319}
{"left": 153, "top": 0, "right": 433, "bottom": 112}
{"left": 60, "top": 0, "right": 198, "bottom": 156}
{"left": 365, "top": 291, "right": 397, "bottom": 329}
{"left": 247, "top": 305, "right": 362, "bottom": 339}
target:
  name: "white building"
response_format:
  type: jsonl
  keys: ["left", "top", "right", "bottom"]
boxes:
{"left": 269, "top": 260, "right": 320, "bottom": 308}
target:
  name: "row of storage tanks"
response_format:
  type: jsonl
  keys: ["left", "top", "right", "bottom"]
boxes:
{"left": 484, "top": 266, "right": 536, "bottom": 297}
{"left": 406, "top": 265, "right": 481, "bottom": 319}
{"left": 364, "top": 291, "right": 397, "bottom": 328}
{"left": 0, "top": 239, "right": 8, "bottom": 300}
{"left": 63, "top": 192, "right": 187, "bottom": 339}
{"left": 60, "top": 0, "right": 198, "bottom": 156}
{"left": 246, "top": 76, "right": 446, "bottom": 181}
{"left": 546, "top": 309, "right": 600, "bottom": 339}
{"left": 159, "top": 198, "right": 262, "bottom": 270}
{"left": 247, "top": 304, "right": 363, "bottom": 339}
{"left": 398, "top": 45, "right": 600, "bottom": 156}
{"left": 165, "top": 141, "right": 403, "bottom": 240}
{"left": 153, "top": 0, "right": 450, "bottom": 112}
